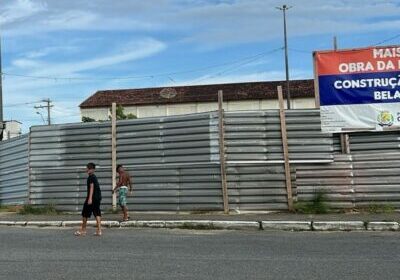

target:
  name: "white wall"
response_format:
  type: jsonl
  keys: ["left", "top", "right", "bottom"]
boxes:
{"left": 80, "top": 108, "right": 110, "bottom": 121}
{"left": 3, "top": 121, "right": 22, "bottom": 140}
{"left": 81, "top": 98, "right": 315, "bottom": 121}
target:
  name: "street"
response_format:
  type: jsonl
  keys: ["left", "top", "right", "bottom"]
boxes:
{"left": 0, "top": 227, "right": 399, "bottom": 280}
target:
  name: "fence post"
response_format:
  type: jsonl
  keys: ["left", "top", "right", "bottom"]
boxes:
{"left": 27, "top": 131, "right": 32, "bottom": 205}
{"left": 277, "top": 86, "right": 294, "bottom": 211}
{"left": 313, "top": 52, "right": 320, "bottom": 109}
{"left": 111, "top": 103, "right": 117, "bottom": 209}
{"left": 218, "top": 90, "right": 229, "bottom": 214}
{"left": 340, "top": 134, "right": 350, "bottom": 154}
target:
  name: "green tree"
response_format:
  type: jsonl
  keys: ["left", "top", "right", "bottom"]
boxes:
{"left": 82, "top": 116, "right": 96, "bottom": 122}
{"left": 112, "top": 105, "right": 137, "bottom": 120}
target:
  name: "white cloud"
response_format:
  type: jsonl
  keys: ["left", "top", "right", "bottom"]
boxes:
{"left": 0, "top": 0, "right": 47, "bottom": 25}
{"left": 2, "top": 0, "right": 400, "bottom": 47}
{"left": 31, "top": 38, "right": 167, "bottom": 76}
{"left": 12, "top": 58, "right": 42, "bottom": 69}
{"left": 40, "top": 10, "right": 98, "bottom": 30}
{"left": 24, "top": 45, "right": 80, "bottom": 59}
{"left": 6, "top": 38, "right": 166, "bottom": 88}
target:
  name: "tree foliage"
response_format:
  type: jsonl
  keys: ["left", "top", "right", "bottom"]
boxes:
{"left": 82, "top": 105, "right": 136, "bottom": 123}
{"left": 82, "top": 116, "right": 96, "bottom": 123}
{"left": 113, "top": 105, "right": 137, "bottom": 120}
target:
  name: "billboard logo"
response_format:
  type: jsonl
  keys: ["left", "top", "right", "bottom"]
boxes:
{"left": 377, "top": 111, "right": 394, "bottom": 127}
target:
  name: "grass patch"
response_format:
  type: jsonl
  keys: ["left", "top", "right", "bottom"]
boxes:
{"left": 358, "top": 204, "right": 395, "bottom": 214}
{"left": 189, "top": 210, "right": 215, "bottom": 215}
{"left": 18, "top": 204, "right": 59, "bottom": 215}
{"left": 0, "top": 204, "right": 18, "bottom": 212}
{"left": 294, "top": 191, "right": 330, "bottom": 214}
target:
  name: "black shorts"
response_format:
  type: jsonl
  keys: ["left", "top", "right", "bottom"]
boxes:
{"left": 81, "top": 201, "right": 101, "bottom": 218}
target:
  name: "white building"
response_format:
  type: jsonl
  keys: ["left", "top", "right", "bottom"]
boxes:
{"left": 3, "top": 120, "right": 22, "bottom": 140}
{"left": 80, "top": 79, "right": 316, "bottom": 120}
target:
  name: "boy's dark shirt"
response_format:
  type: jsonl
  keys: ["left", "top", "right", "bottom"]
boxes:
{"left": 86, "top": 174, "right": 102, "bottom": 202}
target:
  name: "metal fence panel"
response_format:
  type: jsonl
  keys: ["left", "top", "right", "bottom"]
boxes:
{"left": 225, "top": 110, "right": 334, "bottom": 163}
{"left": 296, "top": 152, "right": 400, "bottom": 209}
{"left": 296, "top": 154, "right": 355, "bottom": 209}
{"left": 349, "top": 131, "right": 400, "bottom": 153}
{"left": 29, "top": 122, "right": 112, "bottom": 211}
{"left": 116, "top": 112, "right": 220, "bottom": 166}
{"left": 226, "top": 163, "right": 289, "bottom": 211}
{"left": 123, "top": 164, "right": 223, "bottom": 211}
{"left": 0, "top": 134, "right": 29, "bottom": 205}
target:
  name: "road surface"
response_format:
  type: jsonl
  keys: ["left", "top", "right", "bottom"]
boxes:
{"left": 0, "top": 227, "right": 399, "bottom": 280}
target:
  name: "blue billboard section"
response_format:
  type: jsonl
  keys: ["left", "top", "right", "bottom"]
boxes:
{"left": 319, "top": 71, "right": 400, "bottom": 106}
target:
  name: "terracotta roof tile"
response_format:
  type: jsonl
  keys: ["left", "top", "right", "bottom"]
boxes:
{"left": 80, "top": 79, "right": 314, "bottom": 108}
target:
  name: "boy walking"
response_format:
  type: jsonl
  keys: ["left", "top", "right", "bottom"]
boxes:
{"left": 112, "top": 164, "right": 133, "bottom": 222}
{"left": 75, "top": 162, "right": 102, "bottom": 236}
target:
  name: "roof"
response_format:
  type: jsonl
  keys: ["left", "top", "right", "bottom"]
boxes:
{"left": 5, "top": 120, "right": 22, "bottom": 124}
{"left": 80, "top": 79, "right": 315, "bottom": 108}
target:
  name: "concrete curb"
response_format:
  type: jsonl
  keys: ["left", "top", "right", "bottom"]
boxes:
{"left": 165, "top": 220, "right": 213, "bottom": 229}
{"left": 0, "top": 220, "right": 399, "bottom": 231}
{"left": 26, "top": 221, "right": 63, "bottom": 227}
{"left": 312, "top": 221, "right": 365, "bottom": 231}
{"left": 367, "top": 222, "right": 400, "bottom": 231}
{"left": 0, "top": 221, "right": 16, "bottom": 226}
{"left": 262, "top": 221, "right": 312, "bottom": 231}
{"left": 211, "top": 221, "right": 260, "bottom": 230}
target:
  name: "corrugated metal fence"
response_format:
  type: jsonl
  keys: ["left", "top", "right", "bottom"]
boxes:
{"left": 0, "top": 134, "right": 29, "bottom": 205}
{"left": 116, "top": 112, "right": 222, "bottom": 211}
{"left": 27, "top": 110, "right": 334, "bottom": 211}
{"left": 29, "top": 122, "right": 111, "bottom": 211}
{"left": 1, "top": 109, "right": 400, "bottom": 211}
{"left": 223, "top": 110, "right": 333, "bottom": 211}
{"left": 296, "top": 152, "right": 400, "bottom": 209}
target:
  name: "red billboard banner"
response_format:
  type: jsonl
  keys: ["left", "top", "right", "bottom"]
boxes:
{"left": 314, "top": 45, "right": 400, "bottom": 133}
{"left": 316, "top": 46, "right": 400, "bottom": 76}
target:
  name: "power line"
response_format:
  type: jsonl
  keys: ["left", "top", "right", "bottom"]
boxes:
{"left": 192, "top": 47, "right": 283, "bottom": 84}
{"left": 289, "top": 32, "right": 400, "bottom": 54}
{"left": 0, "top": 48, "right": 284, "bottom": 82}
{"left": 3, "top": 100, "right": 43, "bottom": 108}
{"left": 289, "top": 48, "right": 310, "bottom": 53}
{"left": 373, "top": 32, "right": 400, "bottom": 46}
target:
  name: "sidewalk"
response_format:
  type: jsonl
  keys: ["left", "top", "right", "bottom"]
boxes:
{"left": 1, "top": 211, "right": 400, "bottom": 222}
{"left": 1, "top": 211, "right": 400, "bottom": 231}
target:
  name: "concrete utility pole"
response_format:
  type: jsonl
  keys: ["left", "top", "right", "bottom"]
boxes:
{"left": 276, "top": 4, "right": 292, "bottom": 109}
{"left": 34, "top": 99, "right": 53, "bottom": 125}
{"left": 0, "top": 36, "right": 4, "bottom": 140}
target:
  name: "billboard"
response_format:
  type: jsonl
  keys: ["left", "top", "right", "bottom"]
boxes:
{"left": 315, "top": 45, "right": 400, "bottom": 133}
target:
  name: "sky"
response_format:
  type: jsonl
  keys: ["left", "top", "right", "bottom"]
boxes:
{"left": 1, "top": 0, "right": 400, "bottom": 132}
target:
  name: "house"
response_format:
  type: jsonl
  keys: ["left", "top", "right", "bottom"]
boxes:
{"left": 3, "top": 120, "right": 22, "bottom": 140}
{"left": 79, "top": 79, "right": 315, "bottom": 120}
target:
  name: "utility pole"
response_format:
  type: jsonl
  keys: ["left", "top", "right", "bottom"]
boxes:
{"left": 34, "top": 99, "right": 53, "bottom": 125}
{"left": 276, "top": 4, "right": 292, "bottom": 109}
{"left": 333, "top": 36, "right": 338, "bottom": 51}
{"left": 0, "top": 35, "right": 4, "bottom": 140}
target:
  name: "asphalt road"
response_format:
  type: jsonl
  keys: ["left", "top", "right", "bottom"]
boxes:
{"left": 0, "top": 227, "right": 399, "bottom": 280}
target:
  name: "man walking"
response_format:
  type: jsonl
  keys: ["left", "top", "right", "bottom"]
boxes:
{"left": 75, "top": 162, "right": 102, "bottom": 236}
{"left": 112, "top": 164, "right": 133, "bottom": 222}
